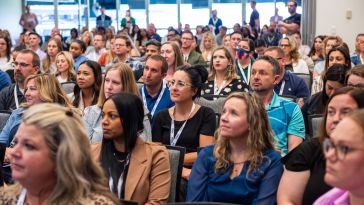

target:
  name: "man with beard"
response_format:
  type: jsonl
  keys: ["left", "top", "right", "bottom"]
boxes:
{"left": 181, "top": 31, "right": 205, "bottom": 65}
{"left": 250, "top": 55, "right": 305, "bottom": 155}
{"left": 0, "top": 49, "right": 40, "bottom": 111}
{"left": 278, "top": 0, "right": 301, "bottom": 34}
{"left": 261, "top": 22, "right": 282, "bottom": 47}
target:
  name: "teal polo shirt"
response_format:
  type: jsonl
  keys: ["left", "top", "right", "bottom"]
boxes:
{"left": 266, "top": 92, "right": 305, "bottom": 154}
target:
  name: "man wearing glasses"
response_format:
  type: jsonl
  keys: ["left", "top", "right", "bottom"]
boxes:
{"left": 0, "top": 49, "right": 40, "bottom": 111}
{"left": 180, "top": 31, "right": 205, "bottom": 66}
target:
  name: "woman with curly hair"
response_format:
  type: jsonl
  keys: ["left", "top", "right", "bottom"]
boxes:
{"left": 187, "top": 92, "right": 283, "bottom": 204}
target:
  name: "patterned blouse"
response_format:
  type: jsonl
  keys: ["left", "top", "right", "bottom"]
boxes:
{"left": 201, "top": 78, "right": 250, "bottom": 100}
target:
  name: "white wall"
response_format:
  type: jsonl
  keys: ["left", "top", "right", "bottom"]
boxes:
{"left": 316, "top": 0, "right": 364, "bottom": 53}
{"left": 0, "top": 0, "right": 23, "bottom": 44}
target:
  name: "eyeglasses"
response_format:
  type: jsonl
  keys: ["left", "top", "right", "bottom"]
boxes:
{"left": 167, "top": 80, "right": 192, "bottom": 89}
{"left": 323, "top": 138, "right": 364, "bottom": 160}
{"left": 280, "top": 44, "right": 291, "bottom": 48}
{"left": 12, "top": 61, "right": 32, "bottom": 68}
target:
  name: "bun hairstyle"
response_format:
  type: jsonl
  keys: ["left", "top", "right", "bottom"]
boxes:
{"left": 177, "top": 64, "right": 208, "bottom": 99}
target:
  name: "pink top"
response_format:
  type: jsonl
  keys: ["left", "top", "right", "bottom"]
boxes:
{"left": 313, "top": 188, "right": 349, "bottom": 205}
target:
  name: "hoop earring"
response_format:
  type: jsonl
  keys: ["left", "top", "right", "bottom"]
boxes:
{"left": 227, "top": 64, "right": 233, "bottom": 72}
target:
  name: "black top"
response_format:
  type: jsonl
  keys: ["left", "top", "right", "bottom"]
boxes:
{"left": 284, "top": 13, "right": 301, "bottom": 26}
{"left": 109, "top": 144, "right": 130, "bottom": 198}
{"left": 282, "top": 138, "right": 332, "bottom": 205}
{"left": 0, "top": 84, "right": 25, "bottom": 111}
{"left": 201, "top": 79, "right": 249, "bottom": 100}
{"left": 152, "top": 106, "right": 216, "bottom": 153}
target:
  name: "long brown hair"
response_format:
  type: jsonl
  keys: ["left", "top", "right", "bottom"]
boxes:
{"left": 318, "top": 87, "right": 364, "bottom": 143}
{"left": 214, "top": 92, "right": 275, "bottom": 174}
{"left": 43, "top": 38, "right": 63, "bottom": 74}
{"left": 97, "top": 63, "right": 139, "bottom": 107}
{"left": 208, "top": 47, "right": 238, "bottom": 81}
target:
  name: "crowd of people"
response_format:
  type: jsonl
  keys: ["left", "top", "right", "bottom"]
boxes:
{"left": 0, "top": 0, "right": 364, "bottom": 204}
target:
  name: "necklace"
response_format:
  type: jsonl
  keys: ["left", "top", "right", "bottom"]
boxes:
{"left": 113, "top": 152, "right": 126, "bottom": 164}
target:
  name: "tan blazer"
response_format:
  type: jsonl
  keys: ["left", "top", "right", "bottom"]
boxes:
{"left": 92, "top": 138, "right": 171, "bottom": 205}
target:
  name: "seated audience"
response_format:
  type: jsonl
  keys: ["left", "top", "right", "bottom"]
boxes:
{"left": 0, "top": 49, "right": 40, "bottom": 111}
{"left": 139, "top": 55, "right": 174, "bottom": 124}
{"left": 350, "top": 33, "right": 364, "bottom": 65}
{"left": 265, "top": 46, "right": 310, "bottom": 100}
{"left": 85, "top": 33, "right": 106, "bottom": 62}
{"left": 250, "top": 55, "right": 305, "bottom": 154}
{"left": 313, "top": 109, "right": 364, "bottom": 205}
{"left": 0, "top": 74, "right": 74, "bottom": 183}
{"left": 0, "top": 31, "right": 14, "bottom": 72}
{"left": 278, "top": 87, "right": 364, "bottom": 205}
{"left": 308, "top": 35, "right": 326, "bottom": 65}
{"left": 69, "top": 39, "right": 88, "bottom": 71}
{"left": 181, "top": 31, "right": 205, "bottom": 65}
{"left": 346, "top": 64, "right": 364, "bottom": 88}
{"left": 71, "top": 60, "right": 102, "bottom": 113}
{"left": 279, "top": 36, "right": 309, "bottom": 74}
{"left": 84, "top": 63, "right": 152, "bottom": 143}
{"left": 312, "top": 44, "right": 352, "bottom": 95}
{"left": 187, "top": 92, "right": 283, "bottom": 204}
{"left": 235, "top": 38, "right": 255, "bottom": 84}
{"left": 302, "top": 64, "right": 349, "bottom": 132}
{"left": 81, "top": 30, "right": 94, "bottom": 55}
{"left": 200, "top": 32, "right": 217, "bottom": 64}
{"left": 201, "top": 47, "right": 249, "bottom": 99}
{"left": 0, "top": 103, "right": 118, "bottom": 204}
{"left": 54, "top": 51, "right": 76, "bottom": 83}
{"left": 152, "top": 64, "right": 216, "bottom": 181}
{"left": 0, "top": 74, "right": 73, "bottom": 147}
{"left": 160, "top": 41, "right": 184, "bottom": 82}
{"left": 42, "top": 37, "right": 63, "bottom": 74}
{"left": 313, "top": 35, "right": 343, "bottom": 79}
{"left": 92, "top": 93, "right": 171, "bottom": 204}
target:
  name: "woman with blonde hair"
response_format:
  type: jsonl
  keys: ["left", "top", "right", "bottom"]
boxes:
{"left": 279, "top": 36, "right": 309, "bottom": 74}
{"left": 160, "top": 41, "right": 184, "bottom": 82}
{"left": 84, "top": 63, "right": 151, "bottom": 143}
{"left": 201, "top": 47, "right": 249, "bottom": 99}
{"left": 0, "top": 74, "right": 73, "bottom": 148}
{"left": 187, "top": 92, "right": 283, "bottom": 204}
{"left": 55, "top": 51, "right": 76, "bottom": 83}
{"left": 42, "top": 37, "right": 63, "bottom": 74}
{"left": 81, "top": 30, "right": 94, "bottom": 55}
{"left": 200, "top": 32, "right": 217, "bottom": 64}
{"left": 0, "top": 74, "right": 74, "bottom": 183}
{"left": 0, "top": 103, "right": 118, "bottom": 204}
